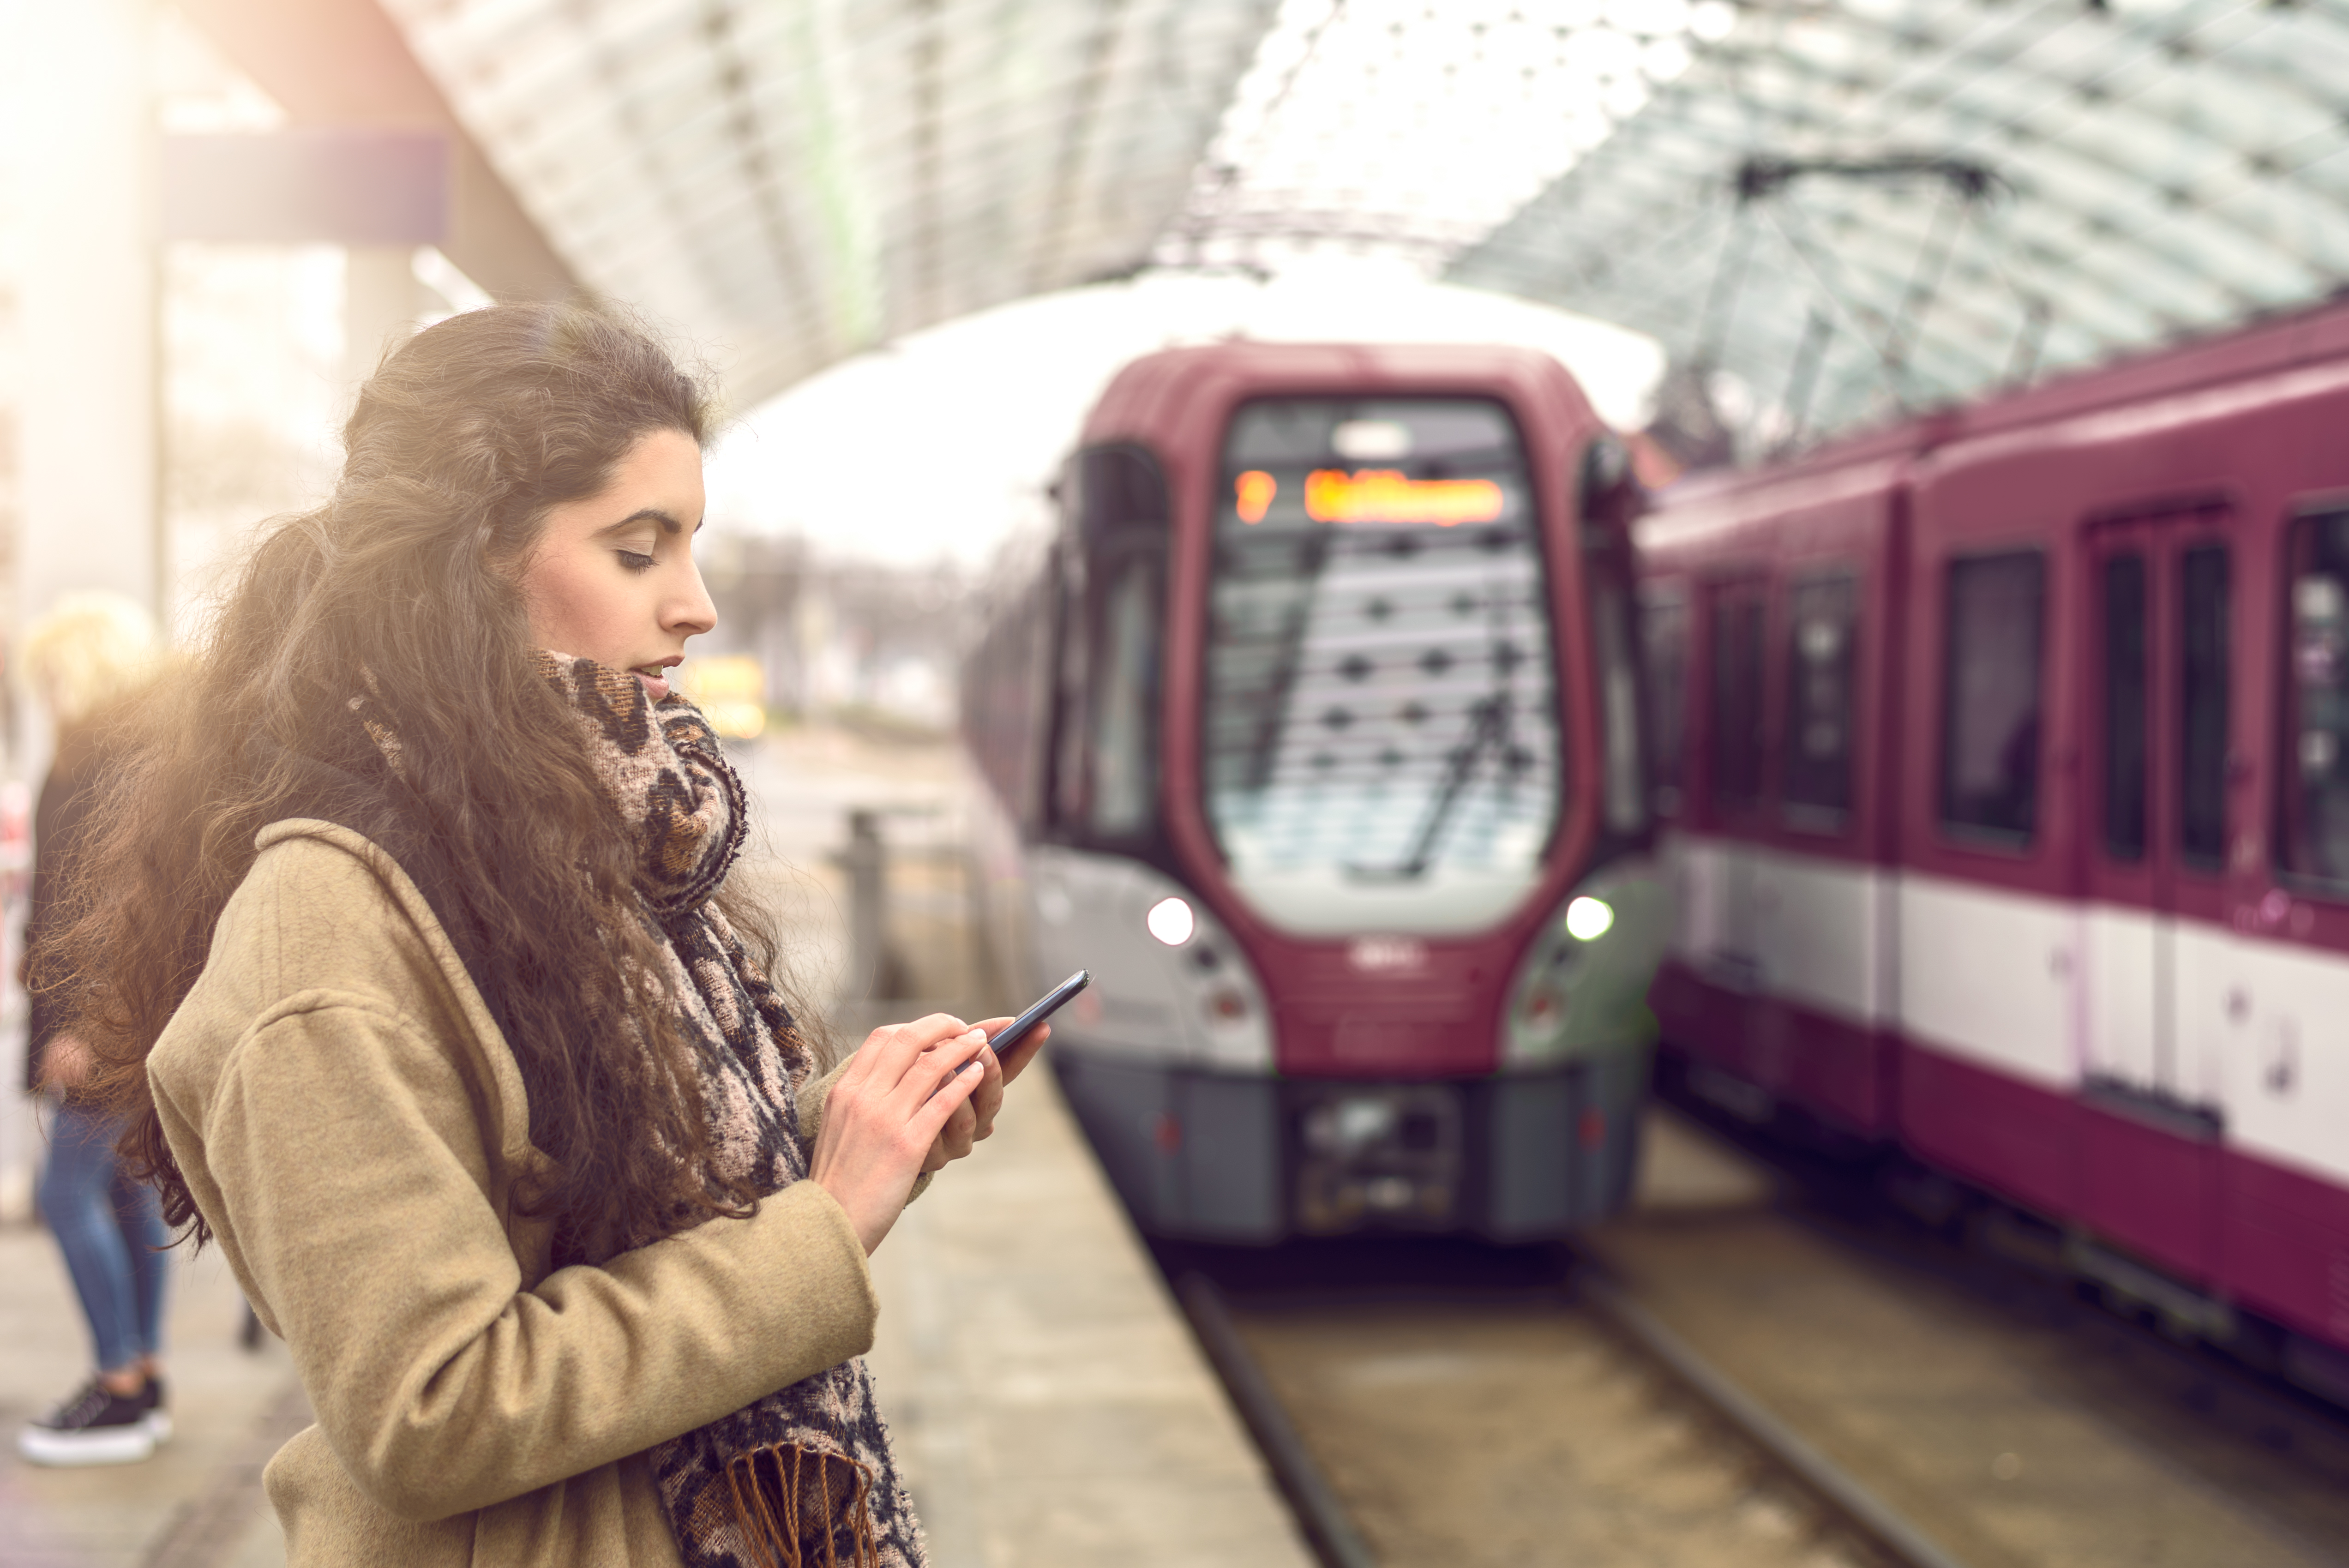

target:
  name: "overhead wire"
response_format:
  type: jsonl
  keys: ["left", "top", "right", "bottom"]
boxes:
{"left": 1538, "top": 0, "right": 2337, "bottom": 435}
{"left": 1177, "top": 0, "right": 1350, "bottom": 262}
{"left": 1784, "top": 0, "right": 2319, "bottom": 331}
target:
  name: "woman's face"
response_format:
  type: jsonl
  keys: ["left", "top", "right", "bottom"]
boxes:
{"left": 520, "top": 427, "right": 716, "bottom": 702}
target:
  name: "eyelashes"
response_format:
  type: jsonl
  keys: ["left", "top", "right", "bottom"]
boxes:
{"left": 616, "top": 549, "right": 657, "bottom": 573}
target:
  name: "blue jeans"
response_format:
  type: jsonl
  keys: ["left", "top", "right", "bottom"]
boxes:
{"left": 37, "top": 1099, "right": 170, "bottom": 1373}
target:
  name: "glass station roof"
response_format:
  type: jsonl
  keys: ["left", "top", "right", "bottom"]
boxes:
{"left": 388, "top": 0, "right": 2349, "bottom": 451}
{"left": 1449, "top": 0, "right": 2349, "bottom": 453}
{"left": 384, "top": 0, "right": 1275, "bottom": 403}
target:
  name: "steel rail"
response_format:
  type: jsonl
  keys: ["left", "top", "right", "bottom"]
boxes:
{"left": 1579, "top": 1272, "right": 1977, "bottom": 1568}
{"left": 1175, "top": 1272, "right": 1380, "bottom": 1568}
{"left": 1178, "top": 1261, "right": 1981, "bottom": 1568}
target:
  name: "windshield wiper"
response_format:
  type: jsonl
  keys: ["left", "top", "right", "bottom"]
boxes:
{"left": 1347, "top": 693, "right": 1512, "bottom": 881}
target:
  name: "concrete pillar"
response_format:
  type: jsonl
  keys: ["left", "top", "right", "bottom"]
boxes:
{"left": 0, "top": 0, "right": 157, "bottom": 1221}
{"left": 343, "top": 244, "right": 421, "bottom": 413}
{"left": 14, "top": 0, "right": 161, "bottom": 631}
{"left": 842, "top": 808, "right": 891, "bottom": 1001}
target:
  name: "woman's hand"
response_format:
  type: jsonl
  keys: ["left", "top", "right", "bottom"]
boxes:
{"left": 809, "top": 1015, "right": 990, "bottom": 1254}
{"left": 918, "top": 1019, "right": 1051, "bottom": 1174}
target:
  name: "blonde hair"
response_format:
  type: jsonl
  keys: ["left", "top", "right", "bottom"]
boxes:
{"left": 24, "top": 592, "right": 160, "bottom": 727}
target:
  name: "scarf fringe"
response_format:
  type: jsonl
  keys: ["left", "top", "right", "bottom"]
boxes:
{"left": 721, "top": 1443, "right": 877, "bottom": 1568}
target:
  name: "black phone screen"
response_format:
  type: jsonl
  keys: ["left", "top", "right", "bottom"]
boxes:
{"left": 989, "top": 969, "right": 1090, "bottom": 1056}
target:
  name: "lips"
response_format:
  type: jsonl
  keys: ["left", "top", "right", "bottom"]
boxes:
{"left": 634, "top": 664, "right": 673, "bottom": 702}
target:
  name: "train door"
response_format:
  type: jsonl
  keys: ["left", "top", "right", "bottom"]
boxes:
{"left": 1755, "top": 563, "right": 1889, "bottom": 1130}
{"left": 2077, "top": 505, "right": 2232, "bottom": 1280}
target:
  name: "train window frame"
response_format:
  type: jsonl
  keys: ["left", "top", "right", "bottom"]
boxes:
{"left": 1936, "top": 548, "right": 2048, "bottom": 851}
{"left": 2275, "top": 506, "right": 2349, "bottom": 900}
{"left": 1779, "top": 567, "right": 1860, "bottom": 835}
{"left": 1045, "top": 442, "right": 1171, "bottom": 858}
{"left": 1577, "top": 433, "right": 1649, "bottom": 841}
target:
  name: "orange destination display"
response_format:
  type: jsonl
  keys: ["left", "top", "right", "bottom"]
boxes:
{"left": 1303, "top": 468, "right": 1504, "bottom": 526}
{"left": 1235, "top": 469, "right": 1277, "bottom": 523}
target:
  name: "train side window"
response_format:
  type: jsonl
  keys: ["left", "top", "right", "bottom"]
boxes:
{"left": 1640, "top": 590, "right": 1688, "bottom": 816}
{"left": 1781, "top": 571, "right": 1857, "bottom": 828}
{"left": 1050, "top": 548, "right": 1093, "bottom": 828}
{"left": 2279, "top": 511, "right": 2349, "bottom": 892}
{"left": 2100, "top": 553, "right": 2149, "bottom": 861}
{"left": 1089, "top": 559, "right": 1160, "bottom": 836}
{"left": 1939, "top": 550, "right": 2045, "bottom": 845}
{"left": 1708, "top": 585, "right": 1766, "bottom": 813}
{"left": 2178, "top": 543, "right": 2229, "bottom": 870}
{"left": 1048, "top": 445, "right": 1168, "bottom": 847}
{"left": 1592, "top": 579, "right": 1646, "bottom": 836}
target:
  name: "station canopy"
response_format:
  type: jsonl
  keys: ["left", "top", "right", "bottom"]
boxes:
{"left": 388, "top": 0, "right": 2349, "bottom": 454}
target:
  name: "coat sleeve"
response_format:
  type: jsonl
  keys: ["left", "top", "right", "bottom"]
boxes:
{"left": 174, "top": 989, "right": 878, "bottom": 1523}
{"left": 792, "top": 1054, "right": 852, "bottom": 1153}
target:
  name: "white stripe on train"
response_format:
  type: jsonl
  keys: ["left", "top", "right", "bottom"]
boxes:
{"left": 1665, "top": 829, "right": 2349, "bottom": 1190}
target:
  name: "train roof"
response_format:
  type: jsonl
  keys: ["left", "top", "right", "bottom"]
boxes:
{"left": 1654, "top": 292, "right": 2349, "bottom": 523}
{"left": 1077, "top": 341, "right": 1596, "bottom": 450}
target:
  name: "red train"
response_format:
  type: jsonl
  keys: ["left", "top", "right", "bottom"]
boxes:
{"left": 965, "top": 342, "right": 1669, "bottom": 1244}
{"left": 1640, "top": 299, "right": 2349, "bottom": 1400}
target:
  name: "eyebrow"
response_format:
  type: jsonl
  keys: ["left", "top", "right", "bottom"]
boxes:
{"left": 595, "top": 508, "right": 701, "bottom": 537}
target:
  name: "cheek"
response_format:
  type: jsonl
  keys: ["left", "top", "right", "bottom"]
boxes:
{"left": 521, "top": 553, "right": 631, "bottom": 661}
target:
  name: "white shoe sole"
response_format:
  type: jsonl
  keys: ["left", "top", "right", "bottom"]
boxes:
{"left": 17, "top": 1424, "right": 155, "bottom": 1466}
{"left": 145, "top": 1410, "right": 173, "bottom": 1443}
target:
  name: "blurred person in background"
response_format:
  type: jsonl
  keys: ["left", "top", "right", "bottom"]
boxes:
{"left": 17, "top": 592, "right": 171, "bottom": 1466}
{"left": 42, "top": 302, "right": 1043, "bottom": 1568}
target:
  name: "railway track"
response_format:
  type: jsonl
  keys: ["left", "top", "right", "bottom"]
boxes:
{"left": 1163, "top": 1108, "right": 2349, "bottom": 1568}
{"left": 1179, "top": 1263, "right": 1947, "bottom": 1568}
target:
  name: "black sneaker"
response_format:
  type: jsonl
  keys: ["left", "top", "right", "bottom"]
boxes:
{"left": 17, "top": 1377, "right": 155, "bottom": 1467}
{"left": 141, "top": 1375, "right": 172, "bottom": 1443}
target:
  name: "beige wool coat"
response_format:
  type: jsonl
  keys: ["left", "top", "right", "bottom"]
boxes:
{"left": 148, "top": 820, "right": 880, "bottom": 1566}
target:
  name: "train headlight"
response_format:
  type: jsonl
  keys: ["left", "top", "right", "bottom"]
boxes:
{"left": 1024, "top": 847, "right": 1273, "bottom": 1072}
{"left": 1500, "top": 871, "right": 1665, "bottom": 1069}
{"left": 1565, "top": 896, "right": 1615, "bottom": 940}
{"left": 1146, "top": 896, "right": 1195, "bottom": 946}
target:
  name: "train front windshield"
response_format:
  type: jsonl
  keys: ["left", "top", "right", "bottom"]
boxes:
{"left": 1205, "top": 397, "right": 1562, "bottom": 936}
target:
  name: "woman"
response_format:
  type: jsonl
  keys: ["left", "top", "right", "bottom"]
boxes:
{"left": 53, "top": 302, "right": 1038, "bottom": 1566}
{"left": 18, "top": 593, "right": 171, "bottom": 1466}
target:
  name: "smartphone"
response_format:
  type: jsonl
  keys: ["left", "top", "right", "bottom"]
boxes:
{"left": 986, "top": 969, "right": 1090, "bottom": 1058}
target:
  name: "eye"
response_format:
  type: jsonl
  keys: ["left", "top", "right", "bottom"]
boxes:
{"left": 616, "top": 548, "right": 656, "bottom": 573}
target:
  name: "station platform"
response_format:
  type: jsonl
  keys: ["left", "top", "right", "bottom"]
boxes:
{"left": 0, "top": 727, "right": 1317, "bottom": 1567}
{"left": 866, "top": 1066, "right": 1315, "bottom": 1568}
{"left": 0, "top": 1066, "right": 1313, "bottom": 1568}
{"left": 0, "top": 1207, "right": 302, "bottom": 1568}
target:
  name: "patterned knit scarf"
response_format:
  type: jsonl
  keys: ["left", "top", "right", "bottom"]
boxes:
{"left": 537, "top": 652, "right": 928, "bottom": 1568}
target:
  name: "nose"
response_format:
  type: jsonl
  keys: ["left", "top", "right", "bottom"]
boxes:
{"left": 669, "top": 556, "right": 719, "bottom": 639}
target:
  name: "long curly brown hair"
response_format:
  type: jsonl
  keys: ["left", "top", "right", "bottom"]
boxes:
{"left": 49, "top": 301, "right": 776, "bottom": 1263}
